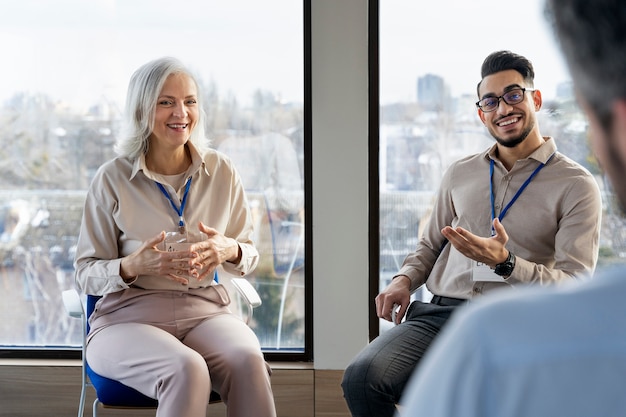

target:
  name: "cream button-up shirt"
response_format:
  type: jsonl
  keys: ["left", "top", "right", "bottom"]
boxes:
{"left": 74, "top": 143, "right": 259, "bottom": 295}
{"left": 396, "top": 138, "right": 602, "bottom": 299}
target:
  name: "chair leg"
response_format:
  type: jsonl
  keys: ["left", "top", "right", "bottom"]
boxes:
{"left": 77, "top": 384, "right": 86, "bottom": 417}
{"left": 93, "top": 398, "right": 100, "bottom": 417}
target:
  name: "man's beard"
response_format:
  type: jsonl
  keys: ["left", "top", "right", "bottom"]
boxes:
{"left": 492, "top": 121, "right": 534, "bottom": 149}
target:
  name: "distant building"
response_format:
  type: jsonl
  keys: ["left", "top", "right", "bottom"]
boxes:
{"left": 555, "top": 81, "right": 574, "bottom": 101}
{"left": 416, "top": 74, "right": 450, "bottom": 112}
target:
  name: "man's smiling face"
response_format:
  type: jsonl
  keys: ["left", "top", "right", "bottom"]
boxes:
{"left": 477, "top": 69, "right": 541, "bottom": 148}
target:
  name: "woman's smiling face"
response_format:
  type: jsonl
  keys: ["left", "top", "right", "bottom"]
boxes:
{"left": 150, "top": 72, "right": 199, "bottom": 151}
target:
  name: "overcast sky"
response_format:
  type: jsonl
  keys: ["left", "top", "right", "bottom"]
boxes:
{"left": 1, "top": 0, "right": 567, "bottom": 109}
{"left": 1, "top": 0, "right": 303, "bottom": 109}
{"left": 380, "top": 0, "right": 571, "bottom": 103}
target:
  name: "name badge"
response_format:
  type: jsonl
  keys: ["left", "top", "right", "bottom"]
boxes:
{"left": 472, "top": 261, "right": 506, "bottom": 282}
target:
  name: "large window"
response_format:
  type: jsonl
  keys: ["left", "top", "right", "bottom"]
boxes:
{"left": 0, "top": 0, "right": 306, "bottom": 357}
{"left": 379, "top": 0, "right": 624, "bottom": 332}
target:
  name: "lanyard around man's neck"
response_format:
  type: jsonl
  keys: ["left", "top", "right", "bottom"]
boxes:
{"left": 489, "top": 153, "right": 555, "bottom": 235}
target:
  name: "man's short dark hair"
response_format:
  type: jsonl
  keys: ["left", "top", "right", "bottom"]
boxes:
{"left": 477, "top": 50, "right": 535, "bottom": 96}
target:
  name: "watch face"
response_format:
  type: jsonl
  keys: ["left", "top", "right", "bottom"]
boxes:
{"left": 494, "top": 262, "right": 513, "bottom": 276}
{"left": 494, "top": 252, "right": 515, "bottom": 276}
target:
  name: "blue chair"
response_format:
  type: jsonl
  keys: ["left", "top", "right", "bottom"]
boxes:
{"left": 62, "top": 276, "right": 262, "bottom": 417}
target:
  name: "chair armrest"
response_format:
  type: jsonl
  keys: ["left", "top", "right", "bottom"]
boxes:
{"left": 231, "top": 278, "right": 262, "bottom": 308}
{"left": 62, "top": 289, "right": 84, "bottom": 319}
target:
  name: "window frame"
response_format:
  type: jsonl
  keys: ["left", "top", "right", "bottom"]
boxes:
{"left": 368, "top": 0, "right": 382, "bottom": 342}
{"left": 0, "top": 0, "right": 312, "bottom": 363}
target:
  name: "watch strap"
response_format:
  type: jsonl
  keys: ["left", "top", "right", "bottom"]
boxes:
{"left": 494, "top": 251, "right": 515, "bottom": 277}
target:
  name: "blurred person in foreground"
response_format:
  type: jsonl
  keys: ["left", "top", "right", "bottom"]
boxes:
{"left": 341, "top": 49, "right": 603, "bottom": 417}
{"left": 74, "top": 57, "right": 276, "bottom": 417}
{"left": 397, "top": 2, "right": 626, "bottom": 416}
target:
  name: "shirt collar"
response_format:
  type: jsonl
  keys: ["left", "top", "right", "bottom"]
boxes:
{"left": 485, "top": 136, "right": 558, "bottom": 165}
{"left": 129, "top": 141, "right": 210, "bottom": 181}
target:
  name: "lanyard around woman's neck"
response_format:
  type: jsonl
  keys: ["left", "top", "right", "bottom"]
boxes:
{"left": 156, "top": 176, "right": 192, "bottom": 234}
{"left": 489, "top": 153, "right": 555, "bottom": 235}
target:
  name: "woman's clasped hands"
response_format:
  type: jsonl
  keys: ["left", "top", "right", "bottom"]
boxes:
{"left": 121, "top": 222, "right": 240, "bottom": 285}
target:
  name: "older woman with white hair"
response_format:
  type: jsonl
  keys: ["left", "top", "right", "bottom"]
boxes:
{"left": 74, "top": 56, "right": 275, "bottom": 417}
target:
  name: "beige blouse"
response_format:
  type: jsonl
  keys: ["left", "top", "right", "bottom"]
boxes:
{"left": 74, "top": 142, "right": 259, "bottom": 295}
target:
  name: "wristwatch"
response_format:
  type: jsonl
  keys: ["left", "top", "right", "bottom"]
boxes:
{"left": 494, "top": 251, "right": 515, "bottom": 277}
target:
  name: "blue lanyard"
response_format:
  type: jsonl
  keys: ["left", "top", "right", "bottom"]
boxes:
{"left": 156, "top": 176, "right": 192, "bottom": 234}
{"left": 489, "top": 153, "right": 555, "bottom": 235}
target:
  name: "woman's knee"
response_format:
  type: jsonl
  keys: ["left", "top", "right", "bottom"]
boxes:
{"left": 170, "top": 349, "right": 210, "bottom": 386}
{"left": 225, "top": 345, "right": 267, "bottom": 374}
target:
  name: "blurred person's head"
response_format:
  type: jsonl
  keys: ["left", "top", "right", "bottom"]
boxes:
{"left": 115, "top": 57, "right": 209, "bottom": 160}
{"left": 546, "top": 0, "right": 626, "bottom": 208}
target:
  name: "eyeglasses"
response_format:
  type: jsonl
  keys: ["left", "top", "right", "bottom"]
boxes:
{"left": 475, "top": 88, "right": 535, "bottom": 112}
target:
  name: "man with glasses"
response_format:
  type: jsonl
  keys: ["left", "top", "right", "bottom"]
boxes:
{"left": 394, "top": 4, "right": 626, "bottom": 415}
{"left": 341, "top": 50, "right": 602, "bottom": 417}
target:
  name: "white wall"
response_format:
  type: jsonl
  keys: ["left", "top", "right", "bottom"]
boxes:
{"left": 312, "top": 0, "right": 371, "bottom": 369}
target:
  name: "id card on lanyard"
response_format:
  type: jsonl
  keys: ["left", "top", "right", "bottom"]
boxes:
{"left": 472, "top": 153, "right": 555, "bottom": 281}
